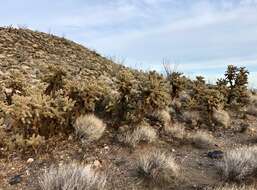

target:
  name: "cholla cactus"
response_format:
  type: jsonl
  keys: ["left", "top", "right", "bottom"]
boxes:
{"left": 137, "top": 71, "right": 170, "bottom": 121}
{"left": 65, "top": 78, "right": 107, "bottom": 117}
{"left": 187, "top": 76, "right": 225, "bottom": 123}
{"left": 106, "top": 70, "right": 170, "bottom": 125}
{"left": 105, "top": 69, "right": 138, "bottom": 125}
{"left": 43, "top": 65, "right": 67, "bottom": 96}
{"left": 217, "top": 65, "right": 250, "bottom": 107}
{"left": 3, "top": 70, "right": 28, "bottom": 104}
{"left": 1, "top": 89, "right": 74, "bottom": 137}
{"left": 164, "top": 65, "right": 186, "bottom": 100}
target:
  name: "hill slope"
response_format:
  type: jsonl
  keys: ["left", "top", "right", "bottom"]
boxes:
{"left": 0, "top": 27, "right": 125, "bottom": 84}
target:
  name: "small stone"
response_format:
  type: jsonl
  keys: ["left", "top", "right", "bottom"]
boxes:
{"left": 104, "top": 145, "right": 109, "bottom": 150}
{"left": 68, "top": 135, "right": 73, "bottom": 140}
{"left": 207, "top": 150, "right": 223, "bottom": 159}
{"left": 27, "top": 158, "right": 34, "bottom": 164}
{"left": 9, "top": 175, "right": 22, "bottom": 185}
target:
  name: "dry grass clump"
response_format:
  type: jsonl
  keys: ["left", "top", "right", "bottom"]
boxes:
{"left": 164, "top": 123, "right": 187, "bottom": 140}
{"left": 246, "top": 105, "right": 257, "bottom": 116}
{"left": 123, "top": 124, "right": 157, "bottom": 147}
{"left": 153, "top": 109, "right": 171, "bottom": 126}
{"left": 218, "top": 146, "right": 257, "bottom": 182}
{"left": 206, "top": 184, "right": 256, "bottom": 190}
{"left": 212, "top": 109, "right": 230, "bottom": 128}
{"left": 74, "top": 114, "right": 106, "bottom": 143}
{"left": 190, "top": 131, "right": 216, "bottom": 149}
{"left": 39, "top": 163, "right": 106, "bottom": 190}
{"left": 134, "top": 149, "right": 180, "bottom": 188}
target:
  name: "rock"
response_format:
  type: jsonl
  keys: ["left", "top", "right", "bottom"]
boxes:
{"left": 9, "top": 175, "right": 22, "bottom": 185}
{"left": 27, "top": 158, "right": 34, "bottom": 164}
{"left": 207, "top": 150, "right": 223, "bottom": 159}
{"left": 212, "top": 109, "right": 230, "bottom": 128}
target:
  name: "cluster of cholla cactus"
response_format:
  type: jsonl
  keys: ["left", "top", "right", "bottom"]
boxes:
{"left": 216, "top": 65, "right": 249, "bottom": 107}
{"left": 106, "top": 70, "right": 170, "bottom": 125}
{"left": 184, "top": 76, "right": 224, "bottom": 123}
{"left": 0, "top": 62, "right": 251, "bottom": 152}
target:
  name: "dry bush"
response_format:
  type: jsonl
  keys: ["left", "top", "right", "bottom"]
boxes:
{"left": 164, "top": 123, "right": 187, "bottom": 141}
{"left": 122, "top": 123, "right": 157, "bottom": 147}
{"left": 153, "top": 109, "right": 171, "bottom": 127}
{"left": 190, "top": 131, "right": 216, "bottom": 149}
{"left": 212, "top": 108, "right": 230, "bottom": 128}
{"left": 206, "top": 184, "right": 256, "bottom": 190}
{"left": 134, "top": 149, "right": 180, "bottom": 188}
{"left": 246, "top": 105, "right": 257, "bottom": 116}
{"left": 74, "top": 114, "right": 106, "bottom": 143}
{"left": 39, "top": 163, "right": 106, "bottom": 190}
{"left": 182, "top": 110, "right": 201, "bottom": 127}
{"left": 246, "top": 95, "right": 257, "bottom": 116}
{"left": 218, "top": 146, "right": 257, "bottom": 182}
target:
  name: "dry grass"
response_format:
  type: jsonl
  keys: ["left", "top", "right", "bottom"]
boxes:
{"left": 206, "top": 184, "right": 256, "bottom": 190}
{"left": 190, "top": 131, "right": 216, "bottom": 149}
{"left": 134, "top": 149, "right": 180, "bottom": 188}
{"left": 212, "top": 109, "right": 230, "bottom": 128}
{"left": 39, "top": 163, "right": 106, "bottom": 190}
{"left": 153, "top": 109, "right": 171, "bottom": 126}
{"left": 218, "top": 146, "right": 257, "bottom": 182}
{"left": 74, "top": 114, "right": 106, "bottom": 143}
{"left": 246, "top": 105, "right": 257, "bottom": 116}
{"left": 164, "top": 123, "right": 187, "bottom": 140}
{"left": 123, "top": 124, "right": 157, "bottom": 147}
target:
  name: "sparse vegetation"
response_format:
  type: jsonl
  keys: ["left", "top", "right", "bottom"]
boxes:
{"left": 206, "top": 184, "right": 256, "bottom": 190}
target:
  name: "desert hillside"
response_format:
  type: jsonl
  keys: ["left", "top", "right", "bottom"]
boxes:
{"left": 0, "top": 27, "right": 132, "bottom": 85}
{"left": 1, "top": 27, "right": 257, "bottom": 190}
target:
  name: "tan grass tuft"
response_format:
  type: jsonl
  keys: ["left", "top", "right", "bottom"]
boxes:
{"left": 123, "top": 124, "right": 157, "bottom": 147}
{"left": 218, "top": 146, "right": 257, "bottom": 182}
{"left": 39, "top": 163, "right": 106, "bottom": 190}
{"left": 74, "top": 114, "right": 106, "bottom": 143}
{"left": 212, "top": 109, "right": 230, "bottom": 128}
{"left": 164, "top": 123, "right": 187, "bottom": 140}
{"left": 206, "top": 184, "right": 256, "bottom": 190}
{"left": 190, "top": 130, "right": 215, "bottom": 149}
{"left": 134, "top": 149, "right": 180, "bottom": 188}
{"left": 153, "top": 109, "right": 171, "bottom": 126}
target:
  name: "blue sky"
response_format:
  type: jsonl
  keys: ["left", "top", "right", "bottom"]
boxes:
{"left": 1, "top": 0, "right": 257, "bottom": 87}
